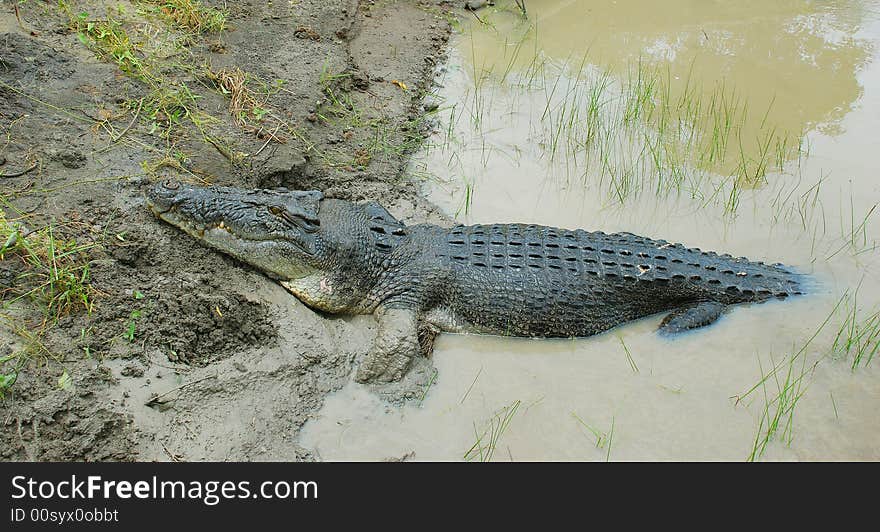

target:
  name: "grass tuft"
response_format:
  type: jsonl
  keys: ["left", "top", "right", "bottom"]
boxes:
{"left": 571, "top": 411, "right": 614, "bottom": 461}
{"left": 736, "top": 295, "right": 844, "bottom": 461}
{"left": 0, "top": 211, "right": 96, "bottom": 322}
{"left": 830, "top": 283, "right": 880, "bottom": 370}
{"left": 141, "top": 0, "right": 228, "bottom": 34}
{"left": 464, "top": 400, "right": 521, "bottom": 462}
{"left": 0, "top": 208, "right": 98, "bottom": 398}
{"left": 206, "top": 66, "right": 274, "bottom": 127}
{"left": 72, "top": 13, "right": 145, "bottom": 78}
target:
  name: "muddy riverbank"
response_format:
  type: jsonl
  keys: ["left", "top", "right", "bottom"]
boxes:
{"left": 1, "top": 0, "right": 455, "bottom": 461}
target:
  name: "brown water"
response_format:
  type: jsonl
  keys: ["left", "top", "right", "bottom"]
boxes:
{"left": 301, "top": 0, "right": 880, "bottom": 461}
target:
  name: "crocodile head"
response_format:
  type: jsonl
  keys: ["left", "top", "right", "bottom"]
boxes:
{"left": 146, "top": 180, "right": 326, "bottom": 280}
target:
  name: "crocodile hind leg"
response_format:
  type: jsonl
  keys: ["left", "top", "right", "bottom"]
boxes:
{"left": 355, "top": 306, "right": 420, "bottom": 383}
{"left": 418, "top": 321, "right": 441, "bottom": 358}
{"left": 658, "top": 301, "right": 726, "bottom": 335}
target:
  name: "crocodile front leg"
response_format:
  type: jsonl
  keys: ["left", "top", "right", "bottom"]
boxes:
{"left": 355, "top": 306, "right": 420, "bottom": 383}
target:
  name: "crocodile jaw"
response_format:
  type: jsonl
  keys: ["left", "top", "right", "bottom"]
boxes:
{"left": 280, "top": 275, "right": 350, "bottom": 313}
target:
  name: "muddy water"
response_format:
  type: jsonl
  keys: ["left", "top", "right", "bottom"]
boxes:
{"left": 301, "top": 1, "right": 880, "bottom": 460}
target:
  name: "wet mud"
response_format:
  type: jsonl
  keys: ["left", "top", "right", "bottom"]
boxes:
{"left": 1, "top": 0, "right": 455, "bottom": 461}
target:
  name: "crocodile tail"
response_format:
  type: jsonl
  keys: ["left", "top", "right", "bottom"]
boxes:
{"left": 720, "top": 260, "right": 808, "bottom": 302}
{"left": 777, "top": 265, "right": 818, "bottom": 296}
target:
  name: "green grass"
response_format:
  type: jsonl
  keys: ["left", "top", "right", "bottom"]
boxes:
{"left": 736, "top": 294, "right": 845, "bottom": 461}
{"left": 0, "top": 210, "right": 96, "bottom": 322}
{"left": 63, "top": 6, "right": 207, "bottom": 146}
{"left": 317, "top": 66, "right": 359, "bottom": 122}
{"left": 464, "top": 399, "right": 521, "bottom": 462}
{"left": 123, "top": 309, "right": 143, "bottom": 342}
{"left": 142, "top": 83, "right": 203, "bottom": 137}
{"left": 454, "top": 179, "right": 474, "bottom": 218}
{"left": 0, "top": 319, "right": 53, "bottom": 398}
{"left": 57, "top": 2, "right": 303, "bottom": 168}
{"left": 140, "top": 0, "right": 228, "bottom": 35}
{"left": 58, "top": 0, "right": 432, "bottom": 177}
{"left": 72, "top": 12, "right": 146, "bottom": 78}
{"left": 205, "top": 67, "right": 281, "bottom": 127}
{"left": 745, "top": 349, "right": 811, "bottom": 462}
{"left": 459, "top": 366, "right": 483, "bottom": 404}
{"left": 830, "top": 391, "right": 839, "bottom": 420}
{"left": 830, "top": 283, "right": 880, "bottom": 370}
{"left": 418, "top": 369, "right": 438, "bottom": 407}
{"left": 440, "top": 21, "right": 807, "bottom": 215}
{"left": 0, "top": 207, "right": 98, "bottom": 398}
{"left": 315, "top": 64, "right": 429, "bottom": 170}
{"left": 571, "top": 411, "right": 614, "bottom": 461}
{"left": 617, "top": 335, "right": 638, "bottom": 373}
{"left": 839, "top": 201, "right": 877, "bottom": 258}
{"left": 546, "top": 61, "right": 798, "bottom": 209}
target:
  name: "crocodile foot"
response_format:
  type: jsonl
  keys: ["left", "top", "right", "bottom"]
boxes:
{"left": 658, "top": 301, "right": 726, "bottom": 335}
{"left": 418, "top": 321, "right": 441, "bottom": 358}
{"left": 355, "top": 307, "right": 420, "bottom": 383}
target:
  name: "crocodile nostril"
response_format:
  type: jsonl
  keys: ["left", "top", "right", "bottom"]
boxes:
{"left": 162, "top": 179, "right": 179, "bottom": 190}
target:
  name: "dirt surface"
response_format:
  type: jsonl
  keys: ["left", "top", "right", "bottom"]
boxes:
{"left": 0, "top": 0, "right": 456, "bottom": 461}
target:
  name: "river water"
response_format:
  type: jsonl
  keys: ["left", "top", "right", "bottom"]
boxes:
{"left": 301, "top": 0, "right": 880, "bottom": 461}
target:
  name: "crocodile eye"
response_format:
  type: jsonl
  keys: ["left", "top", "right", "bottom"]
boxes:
{"left": 268, "top": 205, "right": 319, "bottom": 232}
{"left": 162, "top": 179, "right": 179, "bottom": 190}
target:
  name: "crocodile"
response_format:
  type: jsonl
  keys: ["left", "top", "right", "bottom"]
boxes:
{"left": 146, "top": 180, "right": 805, "bottom": 382}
